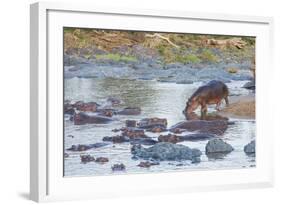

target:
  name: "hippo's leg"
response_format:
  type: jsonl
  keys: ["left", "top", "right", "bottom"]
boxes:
{"left": 225, "top": 96, "right": 229, "bottom": 106}
{"left": 200, "top": 104, "right": 208, "bottom": 119}
{"left": 215, "top": 101, "right": 222, "bottom": 111}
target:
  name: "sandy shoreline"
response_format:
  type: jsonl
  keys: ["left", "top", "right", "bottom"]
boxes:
{"left": 219, "top": 94, "right": 255, "bottom": 119}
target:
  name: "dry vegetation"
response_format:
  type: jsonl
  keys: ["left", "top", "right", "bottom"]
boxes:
{"left": 64, "top": 28, "right": 255, "bottom": 64}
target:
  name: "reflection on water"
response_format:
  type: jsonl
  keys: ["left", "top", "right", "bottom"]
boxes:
{"left": 64, "top": 78, "right": 255, "bottom": 177}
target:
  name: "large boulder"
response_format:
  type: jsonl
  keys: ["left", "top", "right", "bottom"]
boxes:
{"left": 73, "top": 112, "right": 113, "bottom": 125}
{"left": 205, "top": 139, "right": 234, "bottom": 154}
{"left": 244, "top": 140, "right": 255, "bottom": 154}
{"left": 170, "top": 120, "right": 228, "bottom": 135}
{"left": 131, "top": 142, "right": 202, "bottom": 162}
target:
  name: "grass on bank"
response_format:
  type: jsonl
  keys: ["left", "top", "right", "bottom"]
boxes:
{"left": 95, "top": 53, "right": 138, "bottom": 63}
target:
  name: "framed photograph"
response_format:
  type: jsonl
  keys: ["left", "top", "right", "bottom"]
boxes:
{"left": 30, "top": 2, "right": 274, "bottom": 202}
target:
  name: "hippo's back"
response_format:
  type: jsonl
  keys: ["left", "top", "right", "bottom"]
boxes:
{"left": 190, "top": 80, "right": 228, "bottom": 100}
{"left": 206, "top": 80, "right": 228, "bottom": 94}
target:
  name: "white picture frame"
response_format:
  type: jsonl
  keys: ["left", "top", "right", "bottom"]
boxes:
{"left": 30, "top": 2, "right": 274, "bottom": 202}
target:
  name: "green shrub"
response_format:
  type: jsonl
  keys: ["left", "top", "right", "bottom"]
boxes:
{"left": 200, "top": 49, "right": 218, "bottom": 63}
{"left": 176, "top": 54, "right": 201, "bottom": 64}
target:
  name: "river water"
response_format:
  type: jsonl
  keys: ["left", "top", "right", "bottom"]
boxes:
{"left": 64, "top": 78, "right": 256, "bottom": 177}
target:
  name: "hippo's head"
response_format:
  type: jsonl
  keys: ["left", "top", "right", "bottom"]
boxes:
{"left": 183, "top": 98, "right": 200, "bottom": 119}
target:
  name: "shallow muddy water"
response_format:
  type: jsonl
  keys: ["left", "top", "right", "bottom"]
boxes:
{"left": 64, "top": 78, "right": 255, "bottom": 177}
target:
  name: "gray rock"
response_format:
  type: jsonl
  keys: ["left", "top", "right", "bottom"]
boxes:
{"left": 243, "top": 80, "right": 255, "bottom": 90}
{"left": 111, "top": 163, "right": 126, "bottom": 171}
{"left": 131, "top": 142, "right": 202, "bottom": 162}
{"left": 205, "top": 139, "right": 234, "bottom": 154}
{"left": 244, "top": 140, "right": 255, "bottom": 154}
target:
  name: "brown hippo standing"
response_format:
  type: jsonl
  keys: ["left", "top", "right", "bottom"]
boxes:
{"left": 183, "top": 80, "right": 229, "bottom": 119}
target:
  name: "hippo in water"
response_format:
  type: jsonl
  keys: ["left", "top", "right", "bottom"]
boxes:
{"left": 183, "top": 80, "right": 229, "bottom": 119}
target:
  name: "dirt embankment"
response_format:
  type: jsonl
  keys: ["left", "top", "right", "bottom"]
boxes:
{"left": 63, "top": 28, "right": 255, "bottom": 65}
{"left": 219, "top": 94, "right": 255, "bottom": 119}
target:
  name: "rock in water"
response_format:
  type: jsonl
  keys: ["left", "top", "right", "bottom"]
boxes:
{"left": 125, "top": 120, "right": 137, "bottom": 127}
{"left": 158, "top": 134, "right": 183, "bottom": 144}
{"left": 102, "top": 135, "right": 130, "bottom": 143}
{"left": 130, "top": 138, "right": 158, "bottom": 146}
{"left": 205, "top": 139, "right": 234, "bottom": 154}
{"left": 181, "top": 133, "right": 215, "bottom": 141}
{"left": 95, "top": 157, "right": 109, "bottom": 163}
{"left": 137, "top": 161, "right": 160, "bottom": 168}
{"left": 243, "top": 80, "right": 255, "bottom": 90}
{"left": 67, "top": 142, "right": 109, "bottom": 151}
{"left": 116, "top": 107, "right": 141, "bottom": 115}
{"left": 244, "top": 140, "right": 255, "bottom": 154}
{"left": 121, "top": 127, "right": 147, "bottom": 138}
{"left": 75, "top": 101, "right": 98, "bottom": 112}
{"left": 73, "top": 112, "right": 113, "bottom": 125}
{"left": 146, "top": 126, "right": 167, "bottom": 133}
{"left": 80, "top": 155, "right": 95, "bottom": 163}
{"left": 111, "top": 163, "right": 126, "bottom": 171}
{"left": 106, "top": 97, "right": 121, "bottom": 106}
{"left": 64, "top": 104, "right": 75, "bottom": 115}
{"left": 158, "top": 133, "right": 215, "bottom": 143}
{"left": 137, "top": 117, "right": 168, "bottom": 129}
{"left": 103, "top": 135, "right": 157, "bottom": 145}
{"left": 170, "top": 120, "right": 228, "bottom": 135}
{"left": 131, "top": 142, "right": 202, "bottom": 162}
